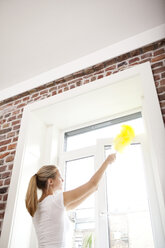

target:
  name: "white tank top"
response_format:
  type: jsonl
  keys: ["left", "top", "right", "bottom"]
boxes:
{"left": 33, "top": 190, "right": 73, "bottom": 248}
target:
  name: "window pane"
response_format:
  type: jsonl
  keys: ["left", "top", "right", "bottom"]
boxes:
{"left": 105, "top": 145, "right": 155, "bottom": 248}
{"left": 65, "top": 156, "right": 95, "bottom": 248}
{"left": 66, "top": 118, "right": 144, "bottom": 151}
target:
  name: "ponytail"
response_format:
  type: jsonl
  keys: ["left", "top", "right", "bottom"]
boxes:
{"left": 25, "top": 165, "right": 58, "bottom": 217}
{"left": 25, "top": 174, "right": 38, "bottom": 217}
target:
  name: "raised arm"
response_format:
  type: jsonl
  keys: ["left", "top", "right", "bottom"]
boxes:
{"left": 63, "top": 153, "right": 116, "bottom": 210}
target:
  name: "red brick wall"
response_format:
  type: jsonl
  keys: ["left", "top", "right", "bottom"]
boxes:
{"left": 0, "top": 38, "right": 165, "bottom": 235}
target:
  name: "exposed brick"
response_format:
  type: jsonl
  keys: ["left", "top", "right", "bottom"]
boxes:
{"left": 118, "top": 61, "right": 127, "bottom": 68}
{"left": 91, "top": 77, "right": 96, "bottom": 82}
{"left": 2, "top": 123, "right": 10, "bottom": 129}
{"left": 0, "top": 128, "right": 12, "bottom": 135}
{"left": 70, "top": 85, "right": 76, "bottom": 89}
{"left": 55, "top": 78, "right": 65, "bottom": 85}
{"left": 0, "top": 135, "right": 6, "bottom": 141}
{"left": 117, "top": 53, "right": 130, "bottom": 62}
{"left": 17, "top": 103, "right": 26, "bottom": 109}
{"left": 105, "top": 65, "right": 116, "bottom": 71}
{"left": 31, "top": 93, "right": 39, "bottom": 98}
{"left": 162, "top": 109, "right": 165, "bottom": 114}
{"left": 0, "top": 203, "right": 6, "bottom": 210}
{"left": 58, "top": 89, "right": 63, "bottom": 94}
{"left": 17, "top": 114, "right": 22, "bottom": 119}
{"left": 0, "top": 180, "right": 3, "bottom": 187}
{"left": 49, "top": 87, "right": 57, "bottom": 92}
{"left": 130, "top": 48, "right": 143, "bottom": 57}
{"left": 4, "top": 113, "right": 11, "bottom": 118}
{"left": 5, "top": 155, "right": 14, "bottom": 162}
{"left": 0, "top": 212, "right": 4, "bottom": 219}
{"left": 12, "top": 110, "right": 20, "bottom": 116}
{"left": 153, "top": 67, "right": 165, "bottom": 74}
{"left": 7, "top": 116, "right": 16, "bottom": 122}
{"left": 1, "top": 172, "right": 10, "bottom": 179}
{"left": 98, "top": 75, "right": 104, "bottom": 79}
{"left": 7, "top": 164, "right": 13, "bottom": 170}
{"left": 3, "top": 194, "right": 8, "bottom": 201}
{"left": 151, "top": 62, "right": 163, "bottom": 69}
{"left": 93, "top": 63, "right": 104, "bottom": 71}
{"left": 154, "top": 48, "right": 165, "bottom": 56}
{"left": 52, "top": 91, "right": 57, "bottom": 96}
{"left": 58, "top": 83, "right": 67, "bottom": 89}
{"left": 64, "top": 74, "right": 74, "bottom": 82}
{"left": 12, "top": 120, "right": 20, "bottom": 126}
{"left": 104, "top": 58, "right": 117, "bottom": 67}
{"left": 106, "top": 71, "right": 112, "bottom": 76}
{"left": 0, "top": 152, "right": 10, "bottom": 159}
{"left": 161, "top": 72, "right": 165, "bottom": 78}
{"left": 0, "top": 159, "right": 4, "bottom": 165}
{"left": 8, "top": 143, "right": 17, "bottom": 150}
{"left": 75, "top": 81, "right": 81, "bottom": 86}
{"left": 13, "top": 125, "right": 20, "bottom": 130}
{"left": 11, "top": 150, "right": 16, "bottom": 155}
{"left": 83, "top": 67, "right": 95, "bottom": 75}
{"left": 40, "top": 90, "right": 48, "bottom": 95}
{"left": 141, "top": 53, "right": 152, "bottom": 60}
{"left": 94, "top": 70, "right": 104, "bottom": 75}
{"left": 129, "top": 57, "right": 140, "bottom": 64}
{"left": 160, "top": 101, "right": 165, "bottom": 108}
{"left": 35, "top": 85, "right": 47, "bottom": 92}
{"left": 0, "top": 187, "right": 8, "bottom": 194}
{"left": 13, "top": 137, "right": 18, "bottom": 142}
{"left": 151, "top": 54, "right": 165, "bottom": 63}
{"left": 157, "top": 86, "right": 165, "bottom": 94}
{"left": 0, "top": 146, "right": 7, "bottom": 152}
{"left": 23, "top": 96, "right": 30, "bottom": 102}
{"left": 84, "top": 79, "right": 89, "bottom": 84}
{"left": 14, "top": 100, "right": 21, "bottom": 105}
{"left": 64, "top": 87, "right": 69, "bottom": 92}
{"left": 155, "top": 81, "right": 159, "bottom": 87}
{"left": 0, "top": 119, "right": 6, "bottom": 125}
{"left": 160, "top": 79, "right": 165, "bottom": 86}
{"left": 142, "top": 44, "right": 155, "bottom": 53}
{"left": 7, "top": 131, "right": 15, "bottom": 138}
{"left": 0, "top": 166, "right": 6, "bottom": 172}
{"left": 4, "top": 178, "right": 10, "bottom": 185}
{"left": 73, "top": 70, "right": 84, "bottom": 78}
{"left": 158, "top": 92, "right": 165, "bottom": 101}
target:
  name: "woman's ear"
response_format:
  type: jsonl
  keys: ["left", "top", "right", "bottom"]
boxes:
{"left": 48, "top": 178, "right": 53, "bottom": 185}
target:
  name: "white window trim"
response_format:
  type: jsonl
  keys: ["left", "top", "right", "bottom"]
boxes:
{"left": 1, "top": 62, "right": 165, "bottom": 247}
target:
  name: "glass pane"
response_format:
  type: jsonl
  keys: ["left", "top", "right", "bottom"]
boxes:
{"left": 65, "top": 156, "right": 95, "bottom": 248}
{"left": 105, "top": 145, "right": 155, "bottom": 248}
{"left": 66, "top": 118, "right": 144, "bottom": 151}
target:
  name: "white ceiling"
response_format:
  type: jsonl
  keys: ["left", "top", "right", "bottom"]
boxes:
{"left": 0, "top": 0, "right": 165, "bottom": 93}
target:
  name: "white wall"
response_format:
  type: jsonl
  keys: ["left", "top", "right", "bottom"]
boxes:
{"left": 0, "top": 0, "right": 165, "bottom": 91}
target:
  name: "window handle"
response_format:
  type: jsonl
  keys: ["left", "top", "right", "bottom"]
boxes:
{"left": 99, "top": 211, "right": 110, "bottom": 216}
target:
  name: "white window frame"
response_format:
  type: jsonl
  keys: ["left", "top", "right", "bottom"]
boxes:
{"left": 95, "top": 134, "right": 162, "bottom": 248}
{"left": 61, "top": 126, "right": 162, "bottom": 248}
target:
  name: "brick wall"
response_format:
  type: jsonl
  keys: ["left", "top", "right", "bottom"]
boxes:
{"left": 0, "top": 38, "right": 165, "bottom": 235}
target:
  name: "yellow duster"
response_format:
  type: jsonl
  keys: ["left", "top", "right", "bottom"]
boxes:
{"left": 113, "top": 125, "right": 135, "bottom": 153}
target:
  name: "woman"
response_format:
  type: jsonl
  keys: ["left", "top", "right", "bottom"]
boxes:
{"left": 25, "top": 153, "right": 116, "bottom": 248}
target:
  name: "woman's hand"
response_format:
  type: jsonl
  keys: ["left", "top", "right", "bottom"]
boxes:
{"left": 105, "top": 153, "right": 116, "bottom": 164}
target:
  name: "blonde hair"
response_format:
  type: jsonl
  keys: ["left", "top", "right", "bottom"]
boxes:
{"left": 25, "top": 165, "right": 58, "bottom": 217}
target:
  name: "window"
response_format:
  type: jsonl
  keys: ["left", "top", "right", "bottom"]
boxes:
{"left": 105, "top": 145, "right": 154, "bottom": 248}
{"left": 62, "top": 113, "right": 155, "bottom": 248}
